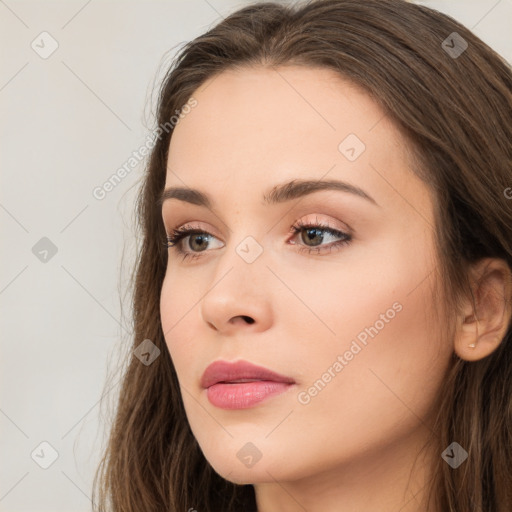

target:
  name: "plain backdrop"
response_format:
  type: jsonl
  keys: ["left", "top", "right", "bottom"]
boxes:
{"left": 1, "top": 0, "right": 511, "bottom": 510}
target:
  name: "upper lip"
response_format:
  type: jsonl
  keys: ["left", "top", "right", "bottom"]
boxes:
{"left": 200, "top": 360, "right": 295, "bottom": 388}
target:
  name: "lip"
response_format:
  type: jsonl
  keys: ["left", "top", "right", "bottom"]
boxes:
{"left": 201, "top": 360, "right": 295, "bottom": 409}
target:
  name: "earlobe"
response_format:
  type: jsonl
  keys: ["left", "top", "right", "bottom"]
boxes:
{"left": 453, "top": 258, "right": 512, "bottom": 362}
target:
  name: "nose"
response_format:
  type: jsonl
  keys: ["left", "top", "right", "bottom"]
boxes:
{"left": 200, "top": 251, "right": 274, "bottom": 335}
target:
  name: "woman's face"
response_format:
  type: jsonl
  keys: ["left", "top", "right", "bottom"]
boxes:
{"left": 160, "top": 65, "right": 452, "bottom": 485}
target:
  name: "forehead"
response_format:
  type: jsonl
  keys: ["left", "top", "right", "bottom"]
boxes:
{"left": 168, "top": 65, "right": 387, "bottom": 171}
{"left": 164, "top": 65, "right": 431, "bottom": 222}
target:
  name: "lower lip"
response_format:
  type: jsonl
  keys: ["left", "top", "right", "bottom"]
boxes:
{"left": 206, "top": 381, "right": 293, "bottom": 409}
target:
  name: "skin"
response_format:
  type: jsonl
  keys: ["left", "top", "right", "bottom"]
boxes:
{"left": 159, "top": 65, "right": 510, "bottom": 512}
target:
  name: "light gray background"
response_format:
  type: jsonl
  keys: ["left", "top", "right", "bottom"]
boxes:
{"left": 1, "top": 1, "right": 510, "bottom": 510}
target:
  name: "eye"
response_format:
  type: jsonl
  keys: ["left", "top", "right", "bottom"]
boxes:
{"left": 288, "top": 218, "right": 352, "bottom": 255}
{"left": 165, "top": 224, "right": 223, "bottom": 261}
{"left": 164, "top": 218, "right": 352, "bottom": 261}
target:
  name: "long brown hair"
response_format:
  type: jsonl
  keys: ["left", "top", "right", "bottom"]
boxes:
{"left": 92, "top": 1, "right": 512, "bottom": 510}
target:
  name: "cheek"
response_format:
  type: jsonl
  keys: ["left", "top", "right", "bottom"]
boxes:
{"left": 160, "top": 272, "right": 203, "bottom": 377}
{"left": 295, "top": 230, "right": 447, "bottom": 406}
{"left": 335, "top": 230, "right": 447, "bottom": 387}
{"left": 285, "top": 224, "right": 441, "bottom": 363}
{"left": 297, "top": 281, "right": 449, "bottom": 441}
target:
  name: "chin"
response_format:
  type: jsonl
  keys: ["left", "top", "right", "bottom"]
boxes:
{"left": 205, "top": 452, "right": 280, "bottom": 485}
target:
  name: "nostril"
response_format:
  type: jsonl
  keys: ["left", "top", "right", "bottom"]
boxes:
{"left": 228, "top": 315, "right": 256, "bottom": 325}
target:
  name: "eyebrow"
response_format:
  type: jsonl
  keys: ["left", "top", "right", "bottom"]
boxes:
{"left": 158, "top": 178, "right": 378, "bottom": 209}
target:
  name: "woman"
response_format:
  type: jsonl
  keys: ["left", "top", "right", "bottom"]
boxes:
{"left": 93, "top": 0, "right": 512, "bottom": 510}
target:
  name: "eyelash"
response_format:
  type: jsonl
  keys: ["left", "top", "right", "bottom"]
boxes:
{"left": 164, "top": 219, "right": 352, "bottom": 262}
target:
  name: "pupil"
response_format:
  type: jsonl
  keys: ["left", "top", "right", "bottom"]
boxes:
{"left": 190, "top": 234, "right": 208, "bottom": 251}
{"left": 304, "top": 228, "right": 323, "bottom": 247}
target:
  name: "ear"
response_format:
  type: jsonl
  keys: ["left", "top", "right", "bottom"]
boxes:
{"left": 454, "top": 258, "right": 512, "bottom": 362}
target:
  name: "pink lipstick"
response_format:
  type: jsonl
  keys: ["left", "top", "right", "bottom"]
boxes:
{"left": 201, "top": 360, "right": 295, "bottom": 409}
